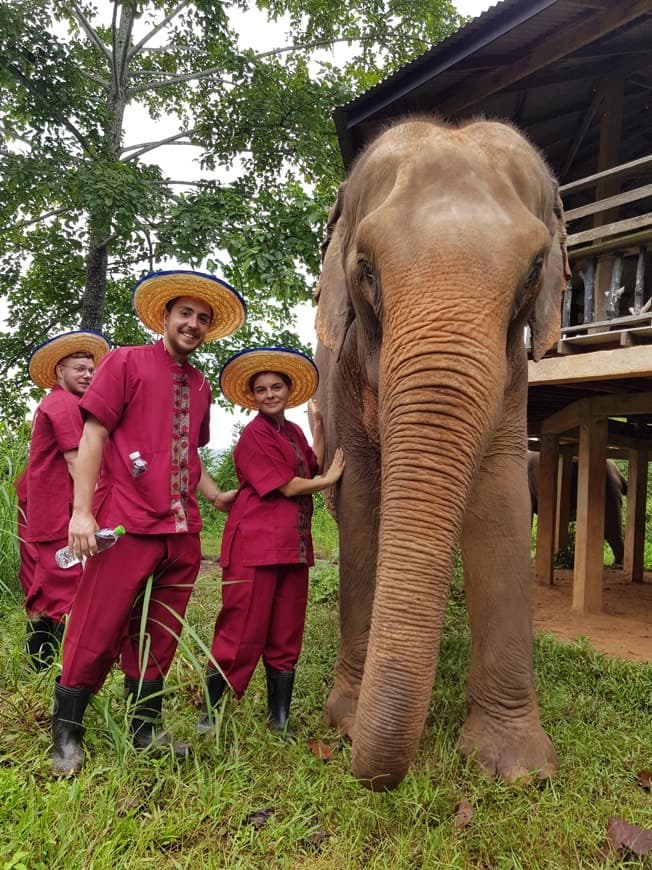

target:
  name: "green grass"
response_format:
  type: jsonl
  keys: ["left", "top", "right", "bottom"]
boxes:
{"left": 1, "top": 557, "right": 650, "bottom": 868}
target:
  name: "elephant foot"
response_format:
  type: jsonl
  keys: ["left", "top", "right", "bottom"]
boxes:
{"left": 324, "top": 684, "right": 358, "bottom": 741}
{"left": 459, "top": 705, "right": 557, "bottom": 783}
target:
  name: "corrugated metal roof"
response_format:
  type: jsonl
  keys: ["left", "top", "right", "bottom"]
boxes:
{"left": 334, "top": 0, "right": 652, "bottom": 184}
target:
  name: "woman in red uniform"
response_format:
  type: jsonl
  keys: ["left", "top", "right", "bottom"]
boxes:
{"left": 199, "top": 346, "right": 344, "bottom": 737}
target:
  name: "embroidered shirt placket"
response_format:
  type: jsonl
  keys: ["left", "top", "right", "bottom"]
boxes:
{"left": 171, "top": 370, "right": 191, "bottom": 532}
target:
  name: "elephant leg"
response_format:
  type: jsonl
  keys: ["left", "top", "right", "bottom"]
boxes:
{"left": 460, "top": 449, "right": 557, "bottom": 782}
{"left": 604, "top": 481, "right": 624, "bottom": 567}
{"left": 325, "top": 461, "right": 380, "bottom": 739}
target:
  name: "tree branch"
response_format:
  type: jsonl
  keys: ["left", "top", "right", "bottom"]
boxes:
{"left": 128, "top": 67, "right": 233, "bottom": 96}
{"left": 13, "top": 207, "right": 73, "bottom": 231}
{"left": 121, "top": 128, "right": 197, "bottom": 161}
{"left": 3, "top": 62, "right": 94, "bottom": 154}
{"left": 81, "top": 70, "right": 110, "bottom": 90}
{"left": 127, "top": 1, "right": 191, "bottom": 62}
{"left": 71, "top": 0, "right": 112, "bottom": 65}
{"left": 254, "top": 34, "right": 377, "bottom": 60}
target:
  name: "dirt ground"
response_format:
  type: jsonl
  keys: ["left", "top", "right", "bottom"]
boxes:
{"left": 533, "top": 568, "right": 652, "bottom": 663}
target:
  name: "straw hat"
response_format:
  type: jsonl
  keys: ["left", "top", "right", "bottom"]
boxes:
{"left": 28, "top": 330, "right": 111, "bottom": 389}
{"left": 132, "top": 269, "right": 246, "bottom": 342}
{"left": 220, "top": 346, "right": 319, "bottom": 410}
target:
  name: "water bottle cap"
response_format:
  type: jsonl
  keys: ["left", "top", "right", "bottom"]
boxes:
{"left": 114, "top": 525, "right": 126, "bottom": 536}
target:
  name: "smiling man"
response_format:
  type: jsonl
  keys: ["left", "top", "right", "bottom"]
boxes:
{"left": 51, "top": 270, "right": 246, "bottom": 776}
{"left": 20, "top": 330, "right": 110, "bottom": 671}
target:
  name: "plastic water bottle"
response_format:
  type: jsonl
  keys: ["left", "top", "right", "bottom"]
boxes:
{"left": 55, "top": 525, "right": 126, "bottom": 569}
{"left": 129, "top": 451, "right": 148, "bottom": 477}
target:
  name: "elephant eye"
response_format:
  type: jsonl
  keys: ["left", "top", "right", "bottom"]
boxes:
{"left": 526, "top": 254, "right": 544, "bottom": 286}
{"left": 357, "top": 257, "right": 376, "bottom": 286}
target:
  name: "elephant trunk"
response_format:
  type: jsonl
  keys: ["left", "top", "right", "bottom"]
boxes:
{"left": 351, "top": 314, "right": 507, "bottom": 790}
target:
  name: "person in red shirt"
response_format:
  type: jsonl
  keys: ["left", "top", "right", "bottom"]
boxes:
{"left": 51, "top": 270, "right": 246, "bottom": 776}
{"left": 19, "top": 330, "right": 110, "bottom": 670}
{"left": 198, "top": 346, "right": 345, "bottom": 739}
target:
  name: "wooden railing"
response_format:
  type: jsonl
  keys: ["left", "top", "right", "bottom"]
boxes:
{"left": 557, "top": 154, "right": 652, "bottom": 352}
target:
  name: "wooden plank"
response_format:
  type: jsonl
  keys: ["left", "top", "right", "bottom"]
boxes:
{"left": 572, "top": 415, "right": 607, "bottom": 614}
{"left": 562, "top": 312, "right": 652, "bottom": 335}
{"left": 539, "top": 392, "right": 652, "bottom": 435}
{"left": 555, "top": 452, "right": 573, "bottom": 553}
{"left": 567, "top": 212, "right": 652, "bottom": 247}
{"left": 560, "top": 153, "right": 652, "bottom": 196}
{"left": 623, "top": 447, "right": 648, "bottom": 582}
{"left": 534, "top": 435, "right": 559, "bottom": 586}
{"left": 564, "top": 183, "right": 652, "bottom": 222}
{"left": 438, "top": 0, "right": 652, "bottom": 116}
{"left": 528, "top": 346, "right": 652, "bottom": 386}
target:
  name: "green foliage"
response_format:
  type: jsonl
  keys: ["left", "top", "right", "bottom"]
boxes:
{"left": 0, "top": 0, "right": 463, "bottom": 422}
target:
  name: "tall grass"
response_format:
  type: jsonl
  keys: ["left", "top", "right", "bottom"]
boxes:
{"left": 0, "top": 422, "right": 29, "bottom": 603}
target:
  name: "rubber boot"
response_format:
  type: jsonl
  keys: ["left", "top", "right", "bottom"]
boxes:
{"left": 124, "top": 677, "right": 188, "bottom": 758}
{"left": 51, "top": 677, "right": 91, "bottom": 776}
{"left": 196, "top": 668, "right": 228, "bottom": 734}
{"left": 26, "top": 617, "right": 63, "bottom": 671}
{"left": 266, "top": 666, "right": 296, "bottom": 741}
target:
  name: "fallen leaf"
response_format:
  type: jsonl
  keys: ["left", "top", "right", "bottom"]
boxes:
{"left": 637, "top": 770, "right": 651, "bottom": 792}
{"left": 607, "top": 817, "right": 652, "bottom": 857}
{"left": 306, "top": 738, "right": 333, "bottom": 761}
{"left": 454, "top": 800, "right": 474, "bottom": 830}
{"left": 303, "top": 829, "right": 329, "bottom": 850}
{"left": 244, "top": 807, "right": 274, "bottom": 829}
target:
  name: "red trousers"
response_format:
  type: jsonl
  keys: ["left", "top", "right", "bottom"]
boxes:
{"left": 25, "top": 537, "right": 82, "bottom": 621}
{"left": 210, "top": 559, "right": 309, "bottom": 698}
{"left": 17, "top": 502, "right": 37, "bottom": 599}
{"left": 61, "top": 532, "right": 200, "bottom": 691}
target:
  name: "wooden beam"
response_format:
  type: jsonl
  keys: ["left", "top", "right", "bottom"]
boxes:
{"left": 529, "top": 347, "right": 652, "bottom": 386}
{"left": 539, "top": 391, "right": 652, "bottom": 435}
{"left": 438, "top": 0, "right": 651, "bottom": 116}
{"left": 535, "top": 435, "right": 559, "bottom": 586}
{"left": 555, "top": 452, "right": 573, "bottom": 552}
{"left": 567, "top": 212, "right": 652, "bottom": 247}
{"left": 565, "top": 183, "right": 652, "bottom": 222}
{"left": 623, "top": 446, "right": 648, "bottom": 582}
{"left": 572, "top": 414, "right": 607, "bottom": 613}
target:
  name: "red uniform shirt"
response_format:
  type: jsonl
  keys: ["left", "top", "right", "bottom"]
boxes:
{"left": 25, "top": 386, "right": 83, "bottom": 542}
{"left": 80, "top": 340, "right": 211, "bottom": 535}
{"left": 220, "top": 412, "right": 319, "bottom": 568}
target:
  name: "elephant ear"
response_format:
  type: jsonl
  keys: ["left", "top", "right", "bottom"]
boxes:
{"left": 529, "top": 183, "right": 570, "bottom": 362}
{"left": 315, "top": 182, "right": 354, "bottom": 359}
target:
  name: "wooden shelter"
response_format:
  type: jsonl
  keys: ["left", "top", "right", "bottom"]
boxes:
{"left": 333, "top": 0, "right": 652, "bottom": 614}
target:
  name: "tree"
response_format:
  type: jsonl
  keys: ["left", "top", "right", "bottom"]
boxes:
{"left": 0, "top": 0, "right": 462, "bottom": 417}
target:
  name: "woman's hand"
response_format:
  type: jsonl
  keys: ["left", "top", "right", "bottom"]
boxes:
{"left": 322, "top": 447, "right": 345, "bottom": 485}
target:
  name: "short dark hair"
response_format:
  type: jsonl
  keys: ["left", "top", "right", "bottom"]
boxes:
{"left": 248, "top": 370, "right": 292, "bottom": 394}
{"left": 58, "top": 350, "right": 96, "bottom": 364}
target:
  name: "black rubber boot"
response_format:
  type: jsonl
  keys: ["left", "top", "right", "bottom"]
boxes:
{"left": 124, "top": 677, "right": 188, "bottom": 758}
{"left": 26, "top": 617, "right": 64, "bottom": 671}
{"left": 266, "top": 666, "right": 296, "bottom": 740}
{"left": 196, "top": 668, "right": 228, "bottom": 734}
{"left": 51, "top": 677, "right": 91, "bottom": 776}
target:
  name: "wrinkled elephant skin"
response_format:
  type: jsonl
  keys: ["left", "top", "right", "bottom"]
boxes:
{"left": 314, "top": 118, "right": 567, "bottom": 790}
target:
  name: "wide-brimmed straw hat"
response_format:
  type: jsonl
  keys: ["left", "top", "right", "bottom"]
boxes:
{"left": 28, "top": 330, "right": 111, "bottom": 389}
{"left": 132, "top": 269, "right": 246, "bottom": 342}
{"left": 220, "top": 346, "right": 319, "bottom": 410}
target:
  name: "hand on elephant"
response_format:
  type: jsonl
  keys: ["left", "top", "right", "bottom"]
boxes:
{"left": 323, "top": 447, "right": 345, "bottom": 486}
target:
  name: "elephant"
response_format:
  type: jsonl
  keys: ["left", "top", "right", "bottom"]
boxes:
{"left": 314, "top": 117, "right": 570, "bottom": 791}
{"left": 527, "top": 451, "right": 627, "bottom": 566}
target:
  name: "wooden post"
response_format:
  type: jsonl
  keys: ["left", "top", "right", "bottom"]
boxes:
{"left": 624, "top": 446, "right": 648, "bottom": 583}
{"left": 555, "top": 451, "right": 573, "bottom": 554}
{"left": 573, "top": 414, "right": 607, "bottom": 613}
{"left": 535, "top": 435, "right": 559, "bottom": 586}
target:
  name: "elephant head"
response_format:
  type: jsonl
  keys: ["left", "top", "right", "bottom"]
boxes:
{"left": 315, "top": 118, "right": 563, "bottom": 789}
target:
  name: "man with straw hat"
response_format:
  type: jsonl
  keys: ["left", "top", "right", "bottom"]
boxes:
{"left": 197, "top": 346, "right": 345, "bottom": 740}
{"left": 20, "top": 329, "right": 110, "bottom": 671}
{"left": 51, "top": 270, "right": 246, "bottom": 776}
